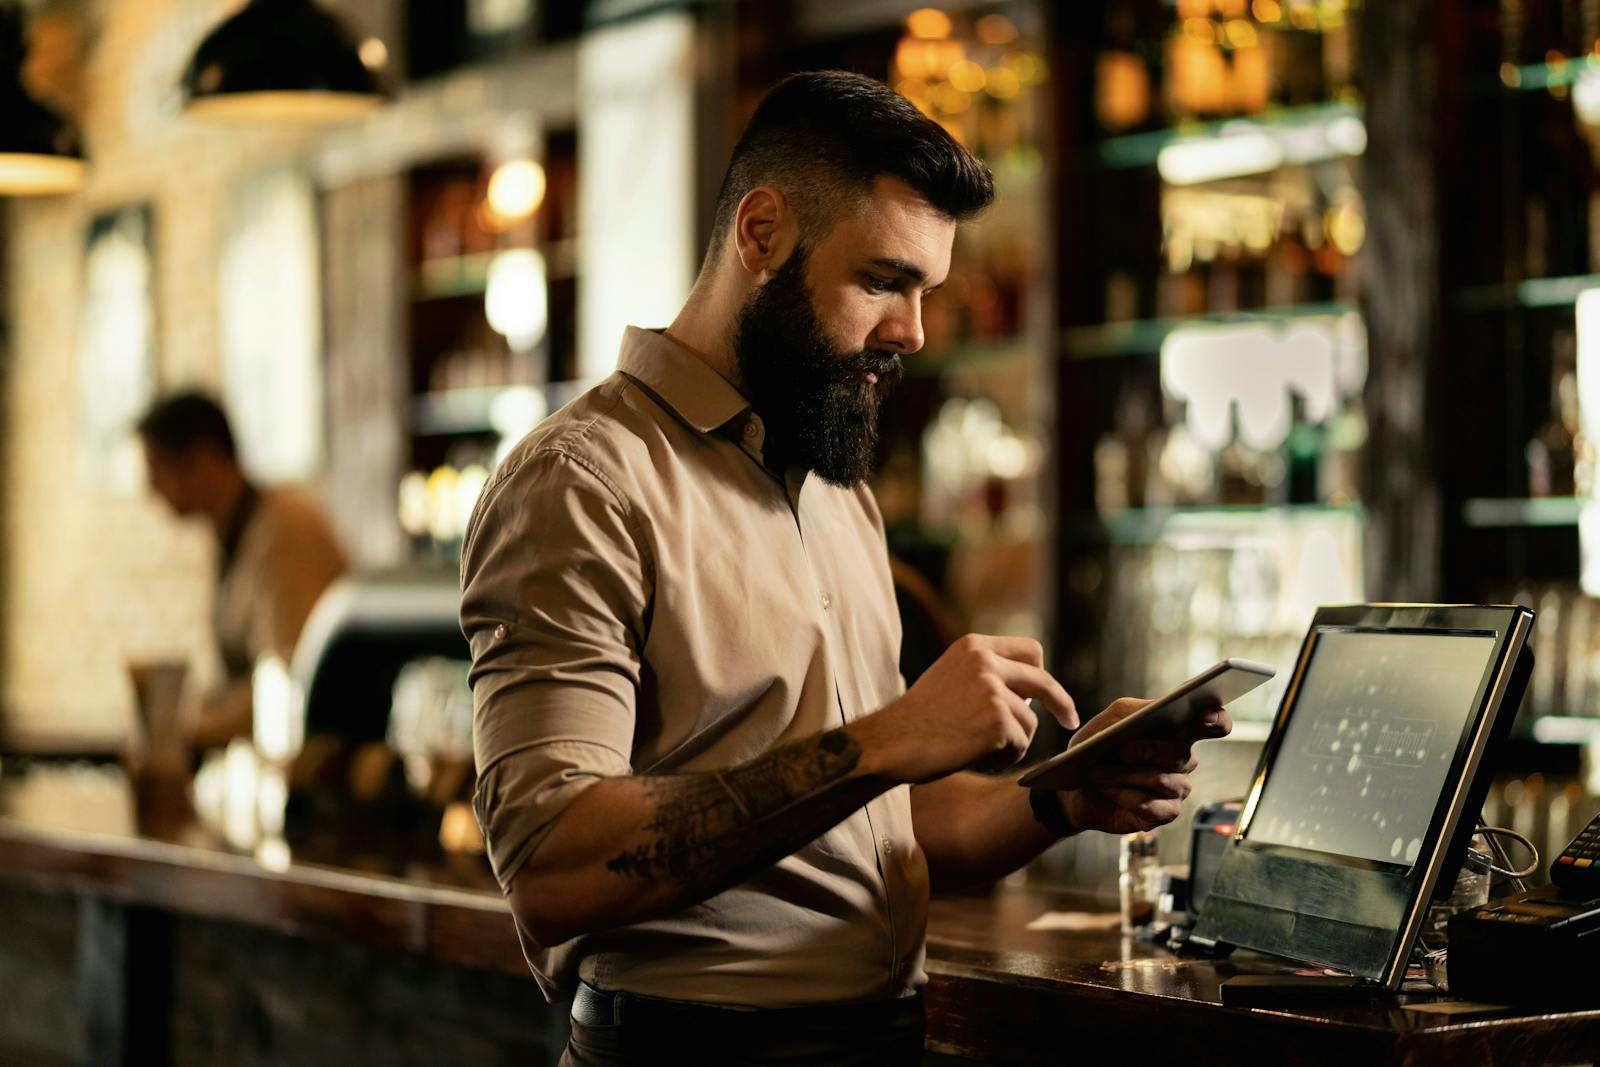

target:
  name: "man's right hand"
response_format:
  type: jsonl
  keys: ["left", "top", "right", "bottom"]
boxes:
{"left": 851, "top": 635, "right": 1078, "bottom": 784}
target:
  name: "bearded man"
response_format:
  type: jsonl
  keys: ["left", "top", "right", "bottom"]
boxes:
{"left": 461, "top": 71, "right": 1230, "bottom": 1067}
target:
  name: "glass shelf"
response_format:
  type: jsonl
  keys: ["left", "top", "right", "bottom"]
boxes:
{"left": 1099, "top": 502, "right": 1364, "bottom": 545}
{"left": 1528, "top": 715, "right": 1600, "bottom": 744}
{"left": 1063, "top": 299, "right": 1356, "bottom": 359}
{"left": 1498, "top": 54, "right": 1600, "bottom": 92}
{"left": 910, "top": 336, "right": 1036, "bottom": 378}
{"left": 1461, "top": 496, "right": 1587, "bottom": 529}
{"left": 1097, "top": 99, "right": 1364, "bottom": 172}
{"left": 413, "top": 239, "right": 579, "bottom": 301}
{"left": 412, "top": 380, "right": 595, "bottom": 435}
{"left": 1456, "top": 273, "right": 1600, "bottom": 313}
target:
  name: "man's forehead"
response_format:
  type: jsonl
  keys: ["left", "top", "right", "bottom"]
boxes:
{"left": 825, "top": 178, "right": 955, "bottom": 277}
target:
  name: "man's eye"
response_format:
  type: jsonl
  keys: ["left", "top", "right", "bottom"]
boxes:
{"left": 864, "top": 274, "right": 896, "bottom": 293}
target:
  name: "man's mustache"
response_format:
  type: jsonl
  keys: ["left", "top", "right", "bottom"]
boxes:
{"left": 837, "top": 350, "right": 904, "bottom": 390}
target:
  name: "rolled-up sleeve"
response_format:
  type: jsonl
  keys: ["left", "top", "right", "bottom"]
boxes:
{"left": 460, "top": 447, "right": 652, "bottom": 893}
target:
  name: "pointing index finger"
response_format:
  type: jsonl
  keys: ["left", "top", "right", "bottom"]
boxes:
{"left": 988, "top": 657, "right": 1078, "bottom": 729}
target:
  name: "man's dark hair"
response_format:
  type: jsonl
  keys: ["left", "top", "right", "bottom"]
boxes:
{"left": 136, "top": 390, "right": 237, "bottom": 459}
{"left": 704, "top": 70, "right": 994, "bottom": 268}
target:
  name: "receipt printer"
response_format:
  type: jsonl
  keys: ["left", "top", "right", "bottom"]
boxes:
{"left": 1447, "top": 886, "right": 1600, "bottom": 1007}
{"left": 1188, "top": 799, "right": 1241, "bottom": 920}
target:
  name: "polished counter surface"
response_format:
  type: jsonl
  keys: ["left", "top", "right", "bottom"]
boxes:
{"left": 3, "top": 766, "right": 1598, "bottom": 1066}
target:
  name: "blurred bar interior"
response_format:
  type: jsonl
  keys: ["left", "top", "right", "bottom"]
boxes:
{"left": 7, "top": 0, "right": 1600, "bottom": 1059}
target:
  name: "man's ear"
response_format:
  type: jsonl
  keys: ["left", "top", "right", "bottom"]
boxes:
{"left": 732, "top": 186, "right": 799, "bottom": 279}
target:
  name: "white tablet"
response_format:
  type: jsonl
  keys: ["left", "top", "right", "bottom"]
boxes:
{"left": 1017, "top": 658, "right": 1276, "bottom": 791}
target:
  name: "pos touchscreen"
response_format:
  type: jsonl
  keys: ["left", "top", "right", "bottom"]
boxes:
{"left": 1191, "top": 604, "right": 1535, "bottom": 988}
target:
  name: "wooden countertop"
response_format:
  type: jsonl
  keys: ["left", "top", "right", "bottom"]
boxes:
{"left": 2, "top": 767, "right": 1597, "bottom": 1066}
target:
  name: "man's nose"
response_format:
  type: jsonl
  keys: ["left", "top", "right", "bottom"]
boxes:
{"left": 875, "top": 297, "right": 925, "bottom": 355}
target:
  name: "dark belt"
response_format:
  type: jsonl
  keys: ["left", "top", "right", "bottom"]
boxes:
{"left": 571, "top": 980, "right": 922, "bottom": 1031}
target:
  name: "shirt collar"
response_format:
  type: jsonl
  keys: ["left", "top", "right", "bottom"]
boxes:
{"left": 616, "top": 326, "right": 750, "bottom": 435}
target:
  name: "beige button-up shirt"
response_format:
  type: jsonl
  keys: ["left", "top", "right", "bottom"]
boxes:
{"left": 462, "top": 327, "right": 925, "bottom": 1007}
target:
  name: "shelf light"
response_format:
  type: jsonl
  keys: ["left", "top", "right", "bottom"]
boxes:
{"left": 484, "top": 249, "right": 548, "bottom": 353}
{"left": 1157, "top": 111, "right": 1366, "bottom": 186}
{"left": 1158, "top": 129, "right": 1283, "bottom": 184}
{"left": 1578, "top": 288, "right": 1600, "bottom": 596}
{"left": 1576, "top": 69, "right": 1600, "bottom": 124}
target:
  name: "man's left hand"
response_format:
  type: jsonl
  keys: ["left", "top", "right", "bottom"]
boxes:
{"left": 1056, "top": 697, "right": 1232, "bottom": 836}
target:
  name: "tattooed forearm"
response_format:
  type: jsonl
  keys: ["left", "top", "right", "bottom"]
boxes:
{"left": 604, "top": 729, "right": 881, "bottom": 893}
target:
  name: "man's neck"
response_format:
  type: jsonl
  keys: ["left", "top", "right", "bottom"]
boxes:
{"left": 666, "top": 272, "right": 748, "bottom": 392}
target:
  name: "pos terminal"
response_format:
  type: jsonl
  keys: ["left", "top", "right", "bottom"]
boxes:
{"left": 1187, "top": 604, "right": 1535, "bottom": 1000}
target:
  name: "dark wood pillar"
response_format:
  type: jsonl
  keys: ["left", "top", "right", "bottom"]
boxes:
{"left": 1358, "top": 2, "right": 1445, "bottom": 600}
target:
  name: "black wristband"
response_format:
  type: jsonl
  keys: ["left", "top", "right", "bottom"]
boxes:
{"left": 1029, "top": 787, "right": 1076, "bottom": 838}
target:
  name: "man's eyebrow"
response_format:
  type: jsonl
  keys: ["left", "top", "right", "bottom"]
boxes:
{"left": 866, "top": 257, "right": 944, "bottom": 291}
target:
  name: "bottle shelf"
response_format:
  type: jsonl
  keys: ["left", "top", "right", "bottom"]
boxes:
{"left": 1063, "top": 299, "right": 1357, "bottom": 359}
{"left": 1461, "top": 497, "right": 1588, "bottom": 529}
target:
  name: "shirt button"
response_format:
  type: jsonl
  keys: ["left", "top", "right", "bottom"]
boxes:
{"left": 882, "top": 837, "right": 893, "bottom": 854}
{"left": 493, "top": 624, "right": 508, "bottom": 640}
{"left": 820, "top": 593, "right": 832, "bottom": 610}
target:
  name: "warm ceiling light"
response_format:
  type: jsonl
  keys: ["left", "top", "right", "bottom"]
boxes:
{"left": 0, "top": 3, "right": 84, "bottom": 195}
{"left": 907, "top": 8, "right": 952, "bottom": 40}
{"left": 946, "top": 60, "right": 986, "bottom": 94}
{"left": 975, "top": 14, "right": 1018, "bottom": 45}
{"left": 180, "top": 0, "right": 384, "bottom": 125}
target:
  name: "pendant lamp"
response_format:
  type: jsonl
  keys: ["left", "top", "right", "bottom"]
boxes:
{"left": 181, "top": 0, "right": 384, "bottom": 124}
{"left": 0, "top": 2, "right": 83, "bottom": 195}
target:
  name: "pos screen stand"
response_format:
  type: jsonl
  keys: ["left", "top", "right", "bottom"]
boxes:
{"left": 1191, "top": 605, "right": 1536, "bottom": 1004}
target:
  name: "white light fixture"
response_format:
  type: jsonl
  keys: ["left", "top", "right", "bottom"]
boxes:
{"left": 484, "top": 248, "right": 548, "bottom": 352}
{"left": 1161, "top": 316, "right": 1363, "bottom": 452}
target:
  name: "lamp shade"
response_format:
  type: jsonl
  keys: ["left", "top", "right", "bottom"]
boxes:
{"left": 181, "top": 0, "right": 384, "bottom": 123}
{"left": 0, "top": 4, "right": 83, "bottom": 195}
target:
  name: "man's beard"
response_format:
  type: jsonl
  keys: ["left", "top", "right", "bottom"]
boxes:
{"left": 733, "top": 248, "right": 903, "bottom": 488}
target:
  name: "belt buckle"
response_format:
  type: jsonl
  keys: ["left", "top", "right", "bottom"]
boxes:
{"left": 574, "top": 982, "right": 621, "bottom": 1028}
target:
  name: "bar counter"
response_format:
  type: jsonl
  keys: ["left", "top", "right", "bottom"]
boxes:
{"left": 2, "top": 768, "right": 1597, "bottom": 1066}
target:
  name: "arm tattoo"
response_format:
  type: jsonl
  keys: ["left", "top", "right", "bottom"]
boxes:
{"left": 605, "top": 730, "right": 880, "bottom": 893}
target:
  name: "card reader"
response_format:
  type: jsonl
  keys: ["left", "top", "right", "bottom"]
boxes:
{"left": 1447, "top": 886, "right": 1600, "bottom": 1007}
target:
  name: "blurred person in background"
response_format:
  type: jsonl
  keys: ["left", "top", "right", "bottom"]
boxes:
{"left": 138, "top": 391, "right": 347, "bottom": 751}
{"left": 463, "top": 71, "right": 1227, "bottom": 1066}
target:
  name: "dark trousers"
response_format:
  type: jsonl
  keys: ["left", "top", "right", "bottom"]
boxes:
{"left": 560, "top": 981, "right": 926, "bottom": 1067}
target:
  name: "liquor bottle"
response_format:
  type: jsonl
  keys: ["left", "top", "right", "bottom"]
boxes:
{"left": 1119, "top": 831, "right": 1160, "bottom": 934}
{"left": 1528, "top": 329, "right": 1580, "bottom": 498}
